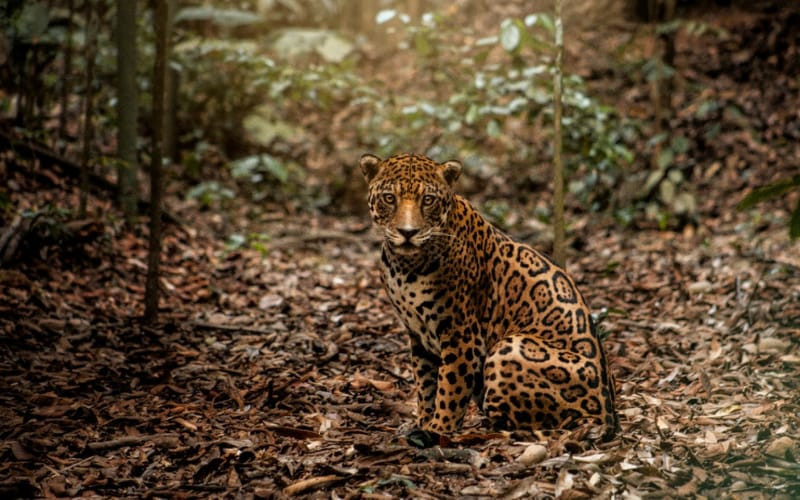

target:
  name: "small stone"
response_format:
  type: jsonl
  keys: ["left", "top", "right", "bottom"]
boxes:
{"left": 517, "top": 443, "right": 547, "bottom": 466}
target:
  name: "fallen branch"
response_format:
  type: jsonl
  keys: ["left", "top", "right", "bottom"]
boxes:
{"left": 86, "top": 433, "right": 180, "bottom": 452}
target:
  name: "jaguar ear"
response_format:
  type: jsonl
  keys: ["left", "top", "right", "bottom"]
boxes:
{"left": 439, "top": 160, "right": 462, "bottom": 186}
{"left": 359, "top": 154, "right": 382, "bottom": 182}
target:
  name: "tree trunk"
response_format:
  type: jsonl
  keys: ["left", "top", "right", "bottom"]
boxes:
{"left": 57, "top": 0, "right": 74, "bottom": 152}
{"left": 163, "top": 0, "right": 178, "bottom": 162}
{"left": 144, "top": 0, "right": 168, "bottom": 324}
{"left": 117, "top": 0, "right": 139, "bottom": 224}
{"left": 79, "top": 0, "right": 96, "bottom": 218}
{"left": 552, "top": 0, "right": 566, "bottom": 268}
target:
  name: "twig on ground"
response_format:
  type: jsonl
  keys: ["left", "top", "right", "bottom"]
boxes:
{"left": 86, "top": 433, "right": 180, "bottom": 452}
{"left": 283, "top": 474, "right": 343, "bottom": 495}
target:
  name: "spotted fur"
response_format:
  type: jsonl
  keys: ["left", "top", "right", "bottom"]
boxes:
{"left": 360, "top": 153, "right": 617, "bottom": 436}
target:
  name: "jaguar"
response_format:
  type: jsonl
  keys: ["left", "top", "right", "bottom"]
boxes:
{"left": 360, "top": 153, "right": 617, "bottom": 442}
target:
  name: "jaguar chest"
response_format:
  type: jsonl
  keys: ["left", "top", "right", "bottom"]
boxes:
{"left": 380, "top": 258, "right": 449, "bottom": 356}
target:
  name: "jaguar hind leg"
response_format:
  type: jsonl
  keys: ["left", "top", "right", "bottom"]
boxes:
{"left": 481, "top": 333, "right": 611, "bottom": 432}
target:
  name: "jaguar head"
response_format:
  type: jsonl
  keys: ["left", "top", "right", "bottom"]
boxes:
{"left": 360, "top": 153, "right": 461, "bottom": 254}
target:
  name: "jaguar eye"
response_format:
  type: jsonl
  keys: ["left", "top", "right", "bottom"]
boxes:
{"left": 382, "top": 193, "right": 396, "bottom": 204}
{"left": 422, "top": 194, "right": 436, "bottom": 206}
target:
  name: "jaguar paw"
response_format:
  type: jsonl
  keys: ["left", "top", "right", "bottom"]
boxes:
{"left": 405, "top": 428, "right": 441, "bottom": 448}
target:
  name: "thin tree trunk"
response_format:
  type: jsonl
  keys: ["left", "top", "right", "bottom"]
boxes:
{"left": 144, "top": 0, "right": 168, "bottom": 323}
{"left": 117, "top": 0, "right": 139, "bottom": 224}
{"left": 57, "top": 0, "right": 74, "bottom": 152}
{"left": 552, "top": 0, "right": 566, "bottom": 268}
{"left": 79, "top": 0, "right": 96, "bottom": 217}
{"left": 163, "top": 0, "right": 178, "bottom": 162}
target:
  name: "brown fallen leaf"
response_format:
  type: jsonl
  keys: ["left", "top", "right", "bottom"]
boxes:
{"left": 10, "top": 441, "right": 34, "bottom": 461}
{"left": 351, "top": 371, "right": 395, "bottom": 392}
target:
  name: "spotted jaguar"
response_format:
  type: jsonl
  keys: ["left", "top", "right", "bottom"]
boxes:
{"left": 360, "top": 153, "right": 617, "bottom": 441}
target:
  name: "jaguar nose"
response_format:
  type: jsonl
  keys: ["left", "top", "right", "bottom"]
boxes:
{"left": 398, "top": 228, "right": 419, "bottom": 241}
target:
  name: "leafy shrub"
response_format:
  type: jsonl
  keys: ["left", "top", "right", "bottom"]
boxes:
{"left": 738, "top": 175, "right": 800, "bottom": 239}
{"left": 361, "top": 10, "right": 634, "bottom": 210}
{"left": 174, "top": 6, "right": 635, "bottom": 214}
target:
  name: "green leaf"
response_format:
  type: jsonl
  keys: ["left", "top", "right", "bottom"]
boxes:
{"left": 737, "top": 175, "right": 800, "bottom": 210}
{"left": 375, "top": 9, "right": 396, "bottom": 24}
{"left": 696, "top": 99, "right": 718, "bottom": 119}
{"left": 316, "top": 34, "right": 354, "bottom": 63}
{"left": 657, "top": 148, "right": 674, "bottom": 170}
{"left": 659, "top": 179, "right": 676, "bottom": 204}
{"left": 508, "top": 97, "right": 528, "bottom": 114}
{"left": 673, "top": 192, "right": 696, "bottom": 215}
{"left": 524, "top": 14, "right": 539, "bottom": 27}
{"left": 790, "top": 198, "right": 800, "bottom": 240}
{"left": 230, "top": 154, "right": 289, "bottom": 184}
{"left": 269, "top": 29, "right": 354, "bottom": 63}
{"left": 647, "top": 131, "right": 669, "bottom": 148}
{"left": 486, "top": 119, "right": 501, "bottom": 138}
{"left": 670, "top": 135, "right": 689, "bottom": 154}
{"left": 413, "top": 32, "right": 433, "bottom": 58}
{"left": 500, "top": 19, "right": 521, "bottom": 52}
{"left": 465, "top": 104, "right": 479, "bottom": 125}
{"left": 656, "top": 19, "right": 682, "bottom": 35}
{"left": 537, "top": 14, "right": 555, "bottom": 34}
{"left": 643, "top": 58, "right": 675, "bottom": 82}
{"left": 226, "top": 233, "right": 246, "bottom": 250}
{"left": 13, "top": 2, "right": 50, "bottom": 41}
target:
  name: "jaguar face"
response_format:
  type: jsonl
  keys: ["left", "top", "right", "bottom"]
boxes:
{"left": 360, "top": 153, "right": 461, "bottom": 254}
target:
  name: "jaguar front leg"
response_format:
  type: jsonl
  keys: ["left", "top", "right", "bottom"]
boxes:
{"left": 409, "top": 336, "right": 439, "bottom": 429}
{"left": 425, "top": 326, "right": 482, "bottom": 435}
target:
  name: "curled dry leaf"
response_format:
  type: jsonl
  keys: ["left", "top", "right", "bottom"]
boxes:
{"left": 517, "top": 443, "right": 547, "bottom": 466}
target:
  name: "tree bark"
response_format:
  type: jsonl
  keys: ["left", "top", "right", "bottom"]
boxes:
{"left": 57, "top": 0, "right": 74, "bottom": 152}
{"left": 79, "top": 0, "right": 96, "bottom": 218}
{"left": 117, "top": 0, "right": 139, "bottom": 224}
{"left": 163, "top": 0, "right": 178, "bottom": 162}
{"left": 552, "top": 0, "right": 566, "bottom": 268}
{"left": 144, "top": 0, "right": 168, "bottom": 324}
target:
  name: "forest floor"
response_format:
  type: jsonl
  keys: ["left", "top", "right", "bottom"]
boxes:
{"left": 2, "top": 4, "right": 800, "bottom": 500}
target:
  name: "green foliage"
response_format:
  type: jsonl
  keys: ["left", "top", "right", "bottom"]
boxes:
{"left": 639, "top": 132, "right": 696, "bottom": 228}
{"left": 224, "top": 232, "right": 271, "bottom": 256}
{"left": 20, "top": 204, "right": 75, "bottom": 249}
{"left": 186, "top": 181, "right": 235, "bottom": 209}
{"left": 230, "top": 153, "right": 307, "bottom": 202}
{"left": 0, "top": 1, "right": 69, "bottom": 128}
{"left": 738, "top": 175, "right": 800, "bottom": 239}
{"left": 4, "top": 2, "right": 52, "bottom": 42}
{"left": 231, "top": 154, "right": 290, "bottom": 184}
{"left": 172, "top": 37, "right": 367, "bottom": 147}
{"left": 360, "top": 11, "right": 633, "bottom": 210}
{"left": 591, "top": 307, "right": 627, "bottom": 341}
{"left": 616, "top": 18, "right": 732, "bottom": 226}
{"left": 0, "top": 189, "right": 11, "bottom": 215}
{"left": 161, "top": 3, "right": 636, "bottom": 213}
{"left": 481, "top": 200, "right": 512, "bottom": 229}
